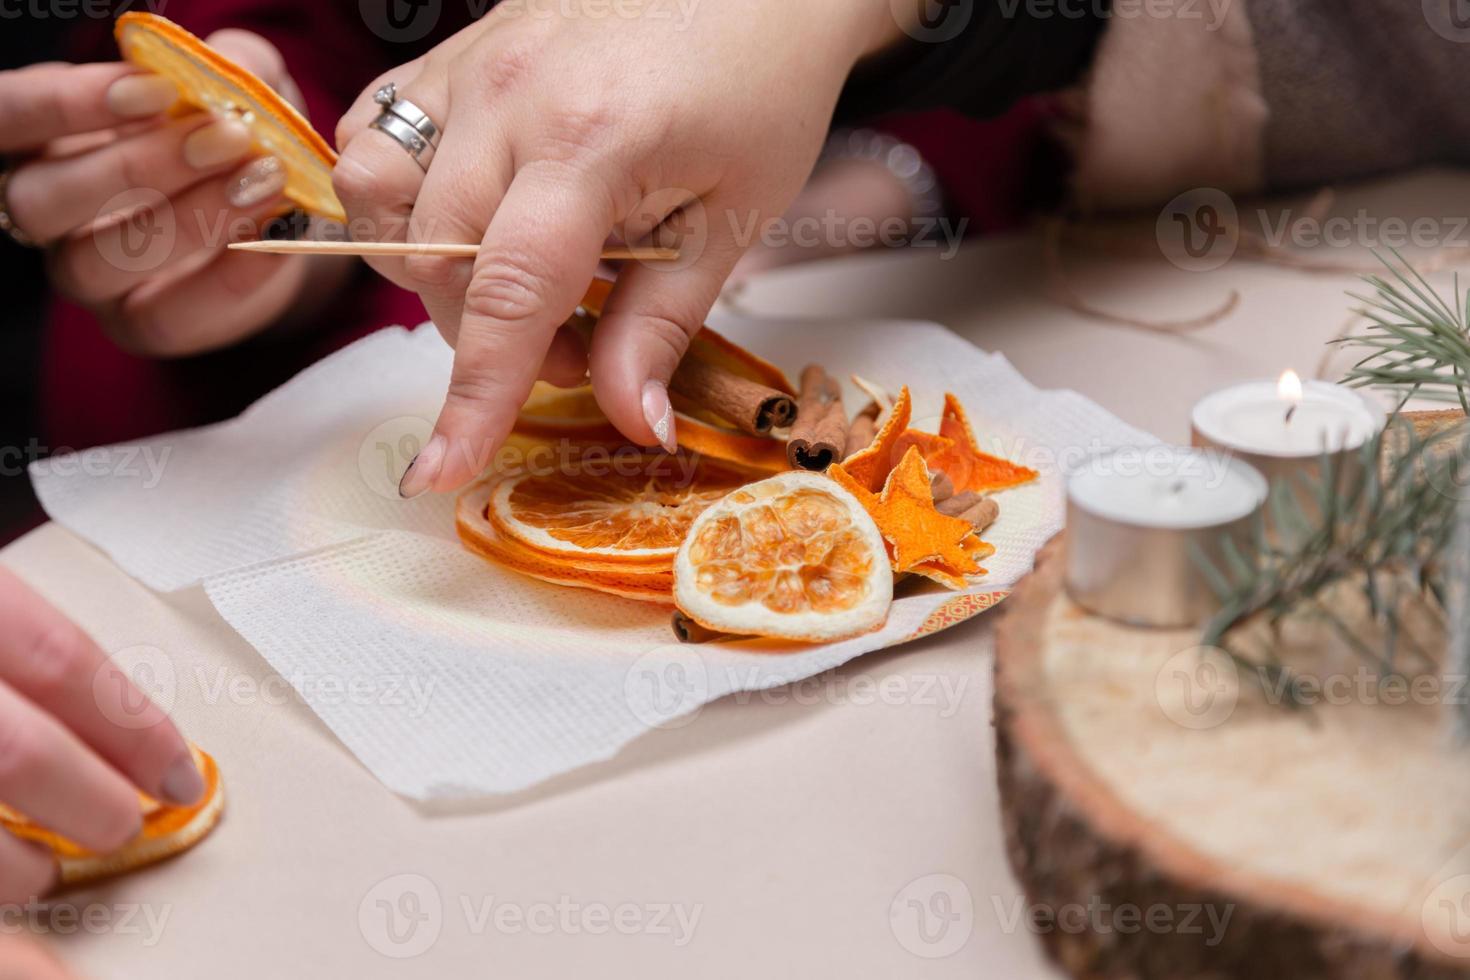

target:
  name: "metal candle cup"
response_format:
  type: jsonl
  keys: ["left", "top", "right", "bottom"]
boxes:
{"left": 1066, "top": 447, "right": 1267, "bottom": 628}
{"left": 1190, "top": 375, "right": 1387, "bottom": 543}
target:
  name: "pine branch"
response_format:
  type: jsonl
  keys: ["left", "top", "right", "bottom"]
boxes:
{"left": 1195, "top": 416, "right": 1470, "bottom": 699}
{"left": 1335, "top": 249, "right": 1470, "bottom": 411}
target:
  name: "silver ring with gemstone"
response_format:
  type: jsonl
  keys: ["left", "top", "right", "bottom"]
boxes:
{"left": 373, "top": 83, "right": 440, "bottom": 149}
{"left": 0, "top": 167, "right": 37, "bottom": 248}
{"left": 370, "top": 111, "right": 436, "bottom": 171}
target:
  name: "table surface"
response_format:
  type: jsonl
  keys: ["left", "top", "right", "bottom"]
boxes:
{"left": 5, "top": 170, "right": 1458, "bottom": 978}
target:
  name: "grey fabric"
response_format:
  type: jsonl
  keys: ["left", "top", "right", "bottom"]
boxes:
{"left": 1248, "top": 0, "right": 1470, "bottom": 189}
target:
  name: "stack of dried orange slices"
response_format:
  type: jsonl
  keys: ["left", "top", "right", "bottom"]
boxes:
{"left": 458, "top": 280, "right": 1039, "bottom": 643}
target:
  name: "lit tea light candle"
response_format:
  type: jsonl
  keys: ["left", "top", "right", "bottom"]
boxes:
{"left": 1066, "top": 447, "right": 1267, "bottom": 628}
{"left": 1190, "top": 373, "right": 1386, "bottom": 545}
{"left": 1191, "top": 371, "right": 1384, "bottom": 459}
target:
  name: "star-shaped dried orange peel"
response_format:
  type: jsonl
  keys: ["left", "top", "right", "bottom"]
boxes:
{"left": 840, "top": 385, "right": 912, "bottom": 492}
{"left": 830, "top": 447, "right": 985, "bottom": 585}
{"left": 932, "top": 393, "right": 1038, "bottom": 493}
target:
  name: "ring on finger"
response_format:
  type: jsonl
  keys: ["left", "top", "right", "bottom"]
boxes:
{"left": 370, "top": 112, "right": 437, "bottom": 171}
{"left": 0, "top": 167, "right": 38, "bottom": 249}
{"left": 374, "top": 83, "right": 441, "bottom": 149}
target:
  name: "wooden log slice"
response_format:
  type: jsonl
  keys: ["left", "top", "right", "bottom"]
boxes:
{"left": 995, "top": 534, "right": 1470, "bottom": 979}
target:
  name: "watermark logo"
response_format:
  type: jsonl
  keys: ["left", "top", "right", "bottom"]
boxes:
{"left": 889, "top": 873, "right": 974, "bottom": 958}
{"left": 897, "top": 0, "right": 974, "bottom": 43}
{"left": 1422, "top": 873, "right": 1470, "bottom": 957}
{"left": 1154, "top": 645, "right": 1239, "bottom": 730}
{"left": 358, "top": 415, "right": 434, "bottom": 500}
{"left": 96, "top": 644, "right": 178, "bottom": 730}
{"left": 623, "top": 646, "right": 710, "bottom": 729}
{"left": 1425, "top": 431, "right": 1470, "bottom": 503}
{"left": 359, "top": 873, "right": 443, "bottom": 958}
{"left": 359, "top": 0, "right": 442, "bottom": 42}
{"left": 621, "top": 188, "right": 708, "bottom": 273}
{"left": 1157, "top": 187, "right": 1238, "bottom": 272}
{"left": 1424, "top": 0, "right": 1470, "bottom": 43}
{"left": 93, "top": 188, "right": 175, "bottom": 275}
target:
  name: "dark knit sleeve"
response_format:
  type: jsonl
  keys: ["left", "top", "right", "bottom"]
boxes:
{"left": 836, "top": 1, "right": 1110, "bottom": 122}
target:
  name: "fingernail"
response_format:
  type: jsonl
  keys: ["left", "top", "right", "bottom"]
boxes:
{"left": 642, "top": 381, "right": 678, "bottom": 454}
{"left": 183, "top": 118, "right": 253, "bottom": 170}
{"left": 160, "top": 752, "right": 205, "bottom": 807}
{"left": 399, "top": 434, "right": 447, "bottom": 499}
{"left": 106, "top": 74, "right": 178, "bottom": 119}
{"left": 225, "top": 156, "right": 286, "bottom": 208}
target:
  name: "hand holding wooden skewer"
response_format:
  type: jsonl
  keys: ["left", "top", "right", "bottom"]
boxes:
{"left": 227, "top": 241, "right": 680, "bottom": 262}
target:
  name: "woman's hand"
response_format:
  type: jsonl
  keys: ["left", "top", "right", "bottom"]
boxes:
{"left": 0, "top": 567, "right": 201, "bottom": 904}
{"left": 333, "top": 0, "right": 911, "bottom": 495}
{"left": 0, "top": 32, "right": 347, "bottom": 357}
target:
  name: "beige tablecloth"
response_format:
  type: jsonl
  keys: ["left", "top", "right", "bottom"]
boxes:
{"left": 4, "top": 169, "right": 1457, "bottom": 978}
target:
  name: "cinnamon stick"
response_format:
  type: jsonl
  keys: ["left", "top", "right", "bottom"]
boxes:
{"left": 671, "top": 610, "right": 742, "bottom": 644}
{"left": 936, "top": 491, "right": 979, "bottom": 516}
{"left": 931, "top": 469, "right": 997, "bottom": 529}
{"left": 842, "top": 401, "right": 881, "bottom": 460}
{"left": 669, "top": 357, "right": 796, "bottom": 436}
{"left": 959, "top": 497, "right": 1000, "bottom": 533}
{"left": 786, "top": 365, "right": 849, "bottom": 470}
{"left": 930, "top": 470, "right": 955, "bottom": 503}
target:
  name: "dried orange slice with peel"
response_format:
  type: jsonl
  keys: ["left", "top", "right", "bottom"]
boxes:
{"left": 458, "top": 481, "right": 675, "bottom": 602}
{"left": 0, "top": 744, "right": 223, "bottom": 886}
{"left": 115, "top": 13, "right": 345, "bottom": 222}
{"left": 674, "top": 471, "right": 893, "bottom": 642}
{"left": 513, "top": 280, "right": 795, "bottom": 472}
{"left": 490, "top": 455, "right": 749, "bottom": 561}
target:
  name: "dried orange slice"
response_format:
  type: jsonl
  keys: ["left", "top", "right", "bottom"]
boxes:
{"left": 489, "top": 455, "right": 749, "bottom": 561}
{"left": 513, "top": 281, "right": 795, "bottom": 472}
{"left": 458, "top": 481, "right": 675, "bottom": 602}
{"left": 514, "top": 383, "right": 623, "bottom": 443}
{"left": 674, "top": 472, "right": 892, "bottom": 641}
{"left": 115, "top": 13, "right": 345, "bottom": 222}
{"left": 0, "top": 745, "right": 223, "bottom": 886}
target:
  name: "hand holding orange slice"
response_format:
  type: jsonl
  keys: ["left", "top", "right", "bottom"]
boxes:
{"left": 115, "top": 13, "right": 345, "bottom": 222}
{"left": 0, "top": 744, "right": 224, "bottom": 886}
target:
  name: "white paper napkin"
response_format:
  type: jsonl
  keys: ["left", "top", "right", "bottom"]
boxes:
{"left": 32, "top": 311, "right": 1154, "bottom": 799}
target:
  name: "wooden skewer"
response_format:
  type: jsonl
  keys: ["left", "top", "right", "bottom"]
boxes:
{"left": 227, "top": 241, "right": 679, "bottom": 261}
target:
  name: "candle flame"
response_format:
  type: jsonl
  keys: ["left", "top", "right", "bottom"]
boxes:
{"left": 1277, "top": 369, "right": 1304, "bottom": 405}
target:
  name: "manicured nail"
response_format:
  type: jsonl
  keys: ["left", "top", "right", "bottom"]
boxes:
{"left": 106, "top": 74, "right": 178, "bottom": 119}
{"left": 183, "top": 118, "right": 253, "bottom": 170}
{"left": 642, "top": 381, "right": 677, "bottom": 453}
{"left": 399, "top": 434, "right": 447, "bottom": 499}
{"left": 225, "top": 156, "right": 286, "bottom": 208}
{"left": 159, "top": 752, "right": 205, "bottom": 806}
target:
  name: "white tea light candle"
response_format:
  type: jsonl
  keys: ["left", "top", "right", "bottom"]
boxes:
{"left": 1191, "top": 373, "right": 1386, "bottom": 545}
{"left": 1066, "top": 447, "right": 1267, "bottom": 628}
{"left": 1192, "top": 372, "right": 1384, "bottom": 459}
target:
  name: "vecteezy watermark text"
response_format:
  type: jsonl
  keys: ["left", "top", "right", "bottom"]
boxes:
{"left": 0, "top": 900, "right": 172, "bottom": 947}
{"left": 19, "top": 441, "right": 171, "bottom": 488}
{"left": 991, "top": 894, "right": 1235, "bottom": 946}
{"left": 357, "top": 874, "right": 702, "bottom": 958}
